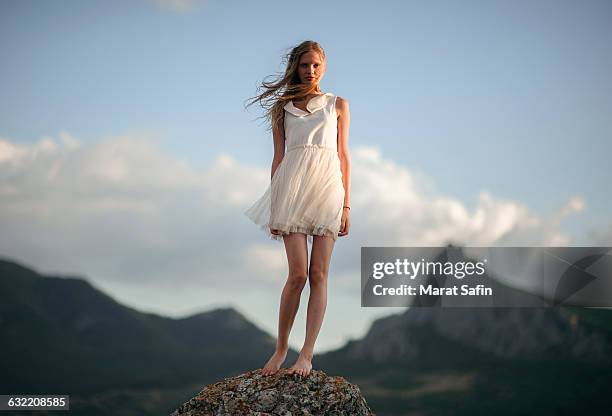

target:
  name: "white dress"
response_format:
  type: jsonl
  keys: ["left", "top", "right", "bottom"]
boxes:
{"left": 244, "top": 92, "right": 345, "bottom": 245}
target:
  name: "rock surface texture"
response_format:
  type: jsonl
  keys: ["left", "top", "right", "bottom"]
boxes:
{"left": 170, "top": 368, "right": 376, "bottom": 416}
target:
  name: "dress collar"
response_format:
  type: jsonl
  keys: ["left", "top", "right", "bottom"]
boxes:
{"left": 283, "top": 92, "right": 331, "bottom": 117}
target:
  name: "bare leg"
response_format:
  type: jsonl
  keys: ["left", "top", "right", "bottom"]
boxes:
{"left": 287, "top": 234, "right": 336, "bottom": 377}
{"left": 261, "top": 232, "right": 308, "bottom": 376}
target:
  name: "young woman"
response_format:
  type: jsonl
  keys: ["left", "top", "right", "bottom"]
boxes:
{"left": 244, "top": 40, "right": 351, "bottom": 377}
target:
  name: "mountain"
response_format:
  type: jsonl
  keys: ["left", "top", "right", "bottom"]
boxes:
{"left": 0, "top": 257, "right": 300, "bottom": 414}
{"left": 3, "top": 253, "right": 612, "bottom": 416}
{"left": 313, "top": 302, "right": 612, "bottom": 415}
{"left": 314, "top": 245, "right": 612, "bottom": 415}
{"left": 342, "top": 306, "right": 611, "bottom": 364}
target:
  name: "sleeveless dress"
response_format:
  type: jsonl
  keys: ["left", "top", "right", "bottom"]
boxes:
{"left": 244, "top": 92, "right": 345, "bottom": 245}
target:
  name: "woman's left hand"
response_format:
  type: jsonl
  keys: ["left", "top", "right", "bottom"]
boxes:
{"left": 339, "top": 208, "right": 351, "bottom": 237}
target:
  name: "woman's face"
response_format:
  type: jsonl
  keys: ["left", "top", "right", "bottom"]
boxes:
{"left": 297, "top": 51, "right": 324, "bottom": 85}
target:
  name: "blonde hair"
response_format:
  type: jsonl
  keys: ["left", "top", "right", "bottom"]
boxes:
{"left": 245, "top": 40, "right": 327, "bottom": 134}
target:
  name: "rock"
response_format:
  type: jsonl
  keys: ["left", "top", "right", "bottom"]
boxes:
{"left": 345, "top": 307, "right": 612, "bottom": 365}
{"left": 170, "top": 368, "right": 376, "bottom": 416}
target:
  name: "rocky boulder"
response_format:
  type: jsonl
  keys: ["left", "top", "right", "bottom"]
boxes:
{"left": 170, "top": 368, "right": 376, "bottom": 416}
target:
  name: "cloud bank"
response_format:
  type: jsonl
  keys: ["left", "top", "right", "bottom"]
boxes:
{"left": 0, "top": 132, "right": 590, "bottom": 287}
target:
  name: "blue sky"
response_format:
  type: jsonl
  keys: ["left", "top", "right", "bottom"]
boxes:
{"left": 1, "top": 0, "right": 611, "bottom": 352}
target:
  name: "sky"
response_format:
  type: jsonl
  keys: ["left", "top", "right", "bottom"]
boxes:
{"left": 1, "top": 0, "right": 611, "bottom": 353}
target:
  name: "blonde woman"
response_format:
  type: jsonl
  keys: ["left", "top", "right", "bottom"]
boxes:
{"left": 244, "top": 40, "right": 351, "bottom": 377}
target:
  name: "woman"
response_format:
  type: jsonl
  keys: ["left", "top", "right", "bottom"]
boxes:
{"left": 244, "top": 40, "right": 351, "bottom": 377}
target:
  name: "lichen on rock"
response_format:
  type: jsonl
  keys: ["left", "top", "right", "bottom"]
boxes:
{"left": 170, "top": 368, "right": 376, "bottom": 416}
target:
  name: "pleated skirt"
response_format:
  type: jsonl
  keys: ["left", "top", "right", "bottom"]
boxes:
{"left": 244, "top": 145, "right": 345, "bottom": 245}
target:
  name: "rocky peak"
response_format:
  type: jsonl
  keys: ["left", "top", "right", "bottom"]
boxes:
{"left": 170, "top": 368, "right": 376, "bottom": 416}
{"left": 346, "top": 307, "right": 612, "bottom": 365}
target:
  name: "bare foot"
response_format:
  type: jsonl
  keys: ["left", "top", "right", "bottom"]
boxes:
{"left": 287, "top": 351, "right": 313, "bottom": 377}
{"left": 261, "top": 349, "right": 287, "bottom": 376}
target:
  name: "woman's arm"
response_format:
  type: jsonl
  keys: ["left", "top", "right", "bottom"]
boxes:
{"left": 336, "top": 97, "right": 351, "bottom": 208}
{"left": 271, "top": 112, "right": 286, "bottom": 180}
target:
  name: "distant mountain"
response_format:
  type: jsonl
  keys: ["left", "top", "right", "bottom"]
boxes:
{"left": 3, "top": 253, "right": 612, "bottom": 416}
{"left": 349, "top": 245, "right": 612, "bottom": 366}
{"left": 315, "top": 245, "right": 612, "bottom": 415}
{"left": 0, "top": 258, "right": 299, "bottom": 399}
{"left": 342, "top": 306, "right": 612, "bottom": 365}
{"left": 315, "top": 301, "right": 612, "bottom": 415}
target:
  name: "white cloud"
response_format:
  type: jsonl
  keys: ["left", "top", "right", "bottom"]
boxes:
{"left": 243, "top": 244, "right": 287, "bottom": 281}
{"left": 0, "top": 132, "right": 589, "bottom": 289}
{"left": 348, "top": 145, "right": 584, "bottom": 247}
{"left": 0, "top": 131, "right": 250, "bottom": 283}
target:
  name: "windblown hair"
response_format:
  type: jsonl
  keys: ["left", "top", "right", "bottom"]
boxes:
{"left": 245, "top": 40, "right": 327, "bottom": 134}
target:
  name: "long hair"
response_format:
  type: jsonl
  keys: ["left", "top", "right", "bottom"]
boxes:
{"left": 245, "top": 40, "right": 327, "bottom": 134}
